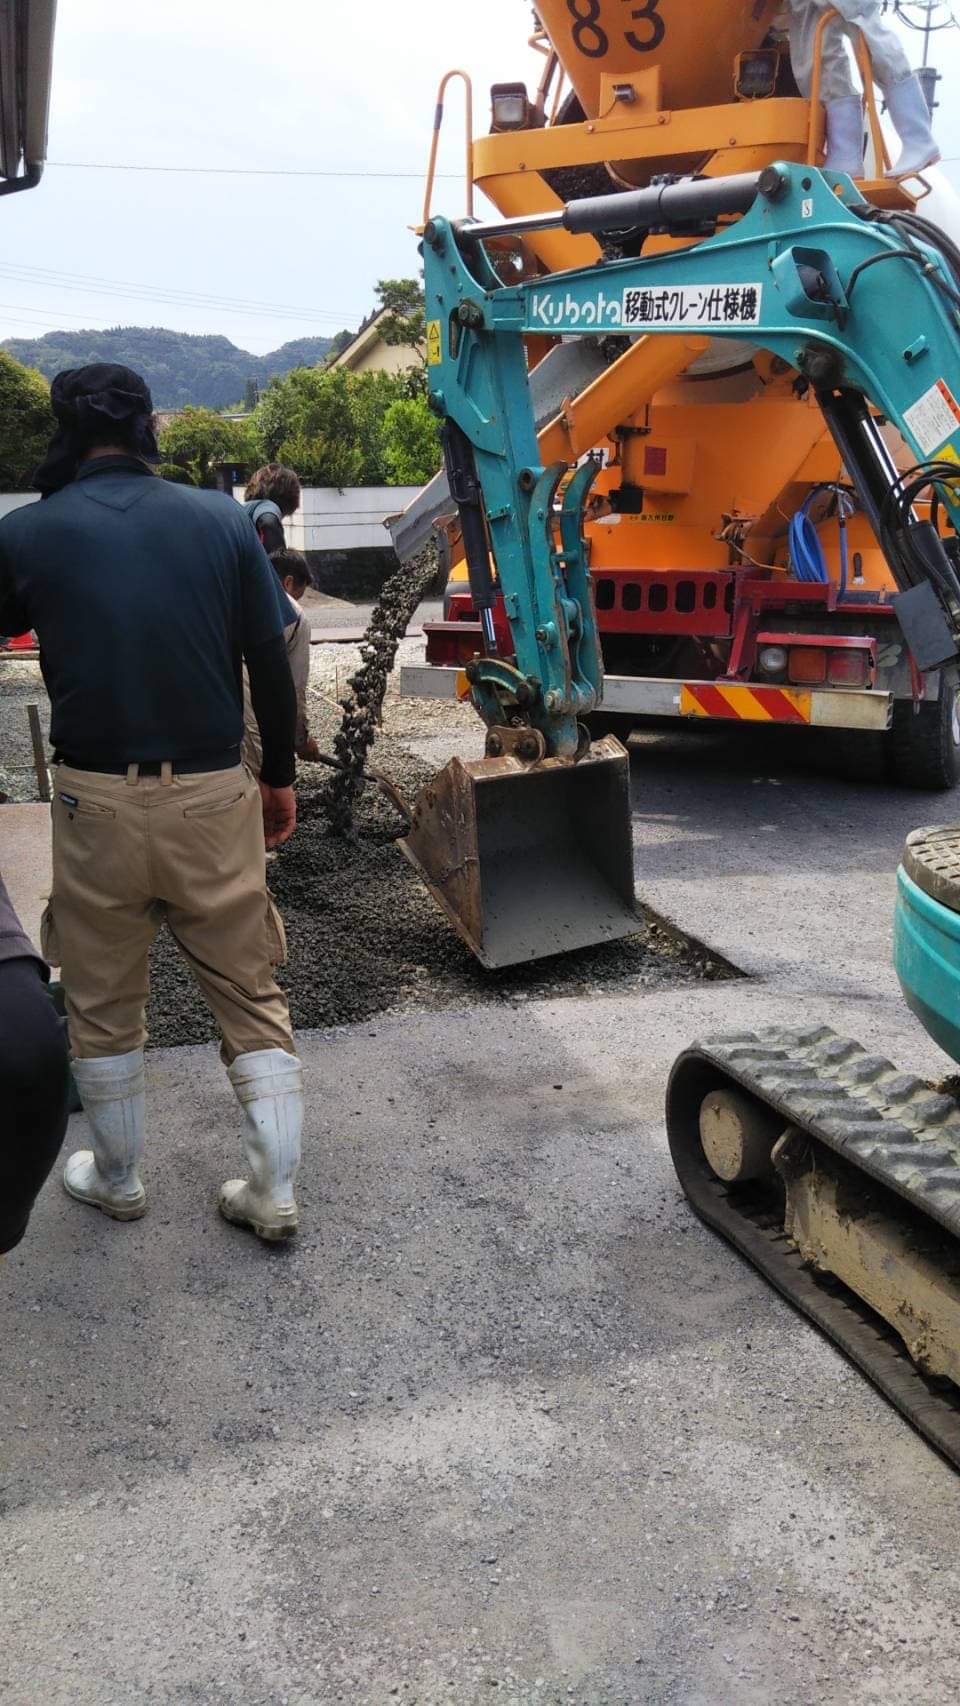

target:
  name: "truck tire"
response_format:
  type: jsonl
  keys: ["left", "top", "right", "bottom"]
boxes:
{"left": 886, "top": 682, "right": 960, "bottom": 790}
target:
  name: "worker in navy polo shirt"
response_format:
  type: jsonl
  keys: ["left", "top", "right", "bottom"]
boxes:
{"left": 0, "top": 365, "right": 305, "bottom": 1244}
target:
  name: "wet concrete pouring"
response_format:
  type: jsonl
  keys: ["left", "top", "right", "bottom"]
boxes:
{"left": 146, "top": 693, "right": 728, "bottom": 1048}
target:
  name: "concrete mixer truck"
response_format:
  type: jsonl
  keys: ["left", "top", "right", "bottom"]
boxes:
{"left": 399, "top": 0, "right": 960, "bottom": 794}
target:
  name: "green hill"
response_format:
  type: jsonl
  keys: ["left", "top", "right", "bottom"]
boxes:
{"left": 0, "top": 326, "right": 338, "bottom": 410}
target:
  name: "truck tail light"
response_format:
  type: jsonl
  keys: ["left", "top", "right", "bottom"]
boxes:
{"left": 827, "top": 649, "right": 870, "bottom": 687}
{"left": 787, "top": 647, "right": 826, "bottom": 684}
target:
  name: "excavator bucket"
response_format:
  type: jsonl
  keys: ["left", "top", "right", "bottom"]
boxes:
{"left": 399, "top": 735, "right": 637, "bottom": 968}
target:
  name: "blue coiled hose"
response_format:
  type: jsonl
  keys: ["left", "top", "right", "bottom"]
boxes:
{"left": 788, "top": 486, "right": 851, "bottom": 597}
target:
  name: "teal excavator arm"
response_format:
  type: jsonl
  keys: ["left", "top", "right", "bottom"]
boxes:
{"left": 423, "top": 161, "right": 960, "bottom": 758}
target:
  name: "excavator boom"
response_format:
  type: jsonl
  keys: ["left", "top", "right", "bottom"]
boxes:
{"left": 423, "top": 161, "right": 960, "bottom": 704}
{"left": 405, "top": 161, "right": 960, "bottom": 969}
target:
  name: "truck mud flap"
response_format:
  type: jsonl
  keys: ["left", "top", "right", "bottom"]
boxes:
{"left": 399, "top": 735, "right": 637, "bottom": 968}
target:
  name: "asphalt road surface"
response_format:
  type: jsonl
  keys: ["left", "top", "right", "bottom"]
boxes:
{"left": 4, "top": 716, "right": 960, "bottom": 1705}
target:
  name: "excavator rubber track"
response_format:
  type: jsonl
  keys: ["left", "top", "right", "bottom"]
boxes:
{"left": 666, "top": 1023, "right": 960, "bottom": 1468}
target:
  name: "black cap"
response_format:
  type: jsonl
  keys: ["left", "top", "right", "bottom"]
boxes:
{"left": 35, "top": 363, "right": 159, "bottom": 496}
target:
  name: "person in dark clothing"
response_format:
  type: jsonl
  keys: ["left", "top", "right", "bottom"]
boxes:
{"left": 243, "top": 463, "right": 301, "bottom": 557}
{"left": 0, "top": 876, "right": 70, "bottom": 1254}
{"left": 0, "top": 364, "right": 305, "bottom": 1244}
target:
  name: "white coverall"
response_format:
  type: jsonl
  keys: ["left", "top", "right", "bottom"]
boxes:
{"left": 785, "top": 0, "right": 938, "bottom": 177}
{"left": 787, "top": 0, "right": 911, "bottom": 103}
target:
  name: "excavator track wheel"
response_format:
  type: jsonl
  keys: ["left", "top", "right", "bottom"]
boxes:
{"left": 698, "top": 1087, "right": 781, "bottom": 1184}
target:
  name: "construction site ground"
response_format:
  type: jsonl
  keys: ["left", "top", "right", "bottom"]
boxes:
{"left": 3, "top": 612, "right": 960, "bottom": 1705}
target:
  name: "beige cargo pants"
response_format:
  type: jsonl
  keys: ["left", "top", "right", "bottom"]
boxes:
{"left": 42, "top": 763, "right": 294, "bottom": 1063}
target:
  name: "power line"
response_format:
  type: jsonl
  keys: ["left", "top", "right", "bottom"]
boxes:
{"left": 0, "top": 310, "right": 100, "bottom": 331}
{"left": 0, "top": 256, "right": 361, "bottom": 317}
{"left": 0, "top": 270, "right": 358, "bottom": 324}
{"left": 0, "top": 265, "right": 363, "bottom": 327}
{"left": 0, "top": 301, "right": 126, "bottom": 326}
{"left": 47, "top": 159, "right": 458, "bottom": 180}
{"left": 0, "top": 303, "right": 306, "bottom": 340}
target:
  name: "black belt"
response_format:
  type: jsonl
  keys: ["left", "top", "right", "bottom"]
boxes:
{"left": 55, "top": 750, "right": 241, "bottom": 777}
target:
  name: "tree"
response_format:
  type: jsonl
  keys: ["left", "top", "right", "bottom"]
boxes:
{"left": 253, "top": 366, "right": 416, "bottom": 487}
{"left": 375, "top": 278, "right": 425, "bottom": 359}
{"left": 158, "top": 406, "right": 254, "bottom": 487}
{"left": 324, "top": 328, "right": 355, "bottom": 364}
{"left": 351, "top": 369, "right": 409, "bottom": 485}
{"left": 0, "top": 352, "right": 52, "bottom": 489}
{"left": 256, "top": 368, "right": 364, "bottom": 487}
{"left": 381, "top": 396, "right": 441, "bottom": 485}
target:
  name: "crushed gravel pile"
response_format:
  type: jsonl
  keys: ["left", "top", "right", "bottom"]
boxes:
{"left": 145, "top": 692, "right": 729, "bottom": 1049}
{"left": 0, "top": 651, "right": 731, "bottom": 1049}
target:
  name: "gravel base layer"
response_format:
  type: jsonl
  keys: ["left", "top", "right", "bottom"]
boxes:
{"left": 145, "top": 687, "right": 730, "bottom": 1047}
{"left": 0, "top": 648, "right": 731, "bottom": 1048}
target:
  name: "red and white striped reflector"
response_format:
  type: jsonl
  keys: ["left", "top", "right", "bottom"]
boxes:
{"left": 680, "top": 682, "right": 811, "bottom": 724}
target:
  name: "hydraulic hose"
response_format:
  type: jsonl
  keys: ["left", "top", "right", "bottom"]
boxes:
{"left": 788, "top": 505, "right": 829, "bottom": 585}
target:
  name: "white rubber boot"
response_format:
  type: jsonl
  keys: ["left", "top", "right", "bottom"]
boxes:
{"left": 823, "top": 98, "right": 865, "bottom": 176}
{"left": 65, "top": 1050, "right": 147, "bottom": 1220}
{"left": 885, "top": 74, "right": 941, "bottom": 178}
{"left": 219, "top": 1049, "right": 302, "bottom": 1242}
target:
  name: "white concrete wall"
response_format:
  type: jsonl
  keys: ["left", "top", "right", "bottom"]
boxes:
{"left": 0, "top": 486, "right": 425, "bottom": 553}
{"left": 0, "top": 494, "right": 38, "bottom": 520}
{"left": 235, "top": 484, "right": 422, "bottom": 553}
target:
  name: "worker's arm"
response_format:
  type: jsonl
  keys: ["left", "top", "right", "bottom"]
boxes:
{"left": 256, "top": 511, "right": 286, "bottom": 556}
{"left": 247, "top": 634, "right": 296, "bottom": 785}
{"left": 0, "top": 533, "right": 29, "bottom": 637}
{"left": 239, "top": 527, "right": 298, "bottom": 845}
{"left": 247, "top": 634, "right": 297, "bottom": 848}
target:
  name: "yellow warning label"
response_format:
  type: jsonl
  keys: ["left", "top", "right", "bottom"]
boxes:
{"left": 426, "top": 320, "right": 442, "bottom": 366}
{"left": 936, "top": 441, "right": 960, "bottom": 501}
{"left": 624, "top": 512, "right": 677, "bottom": 524}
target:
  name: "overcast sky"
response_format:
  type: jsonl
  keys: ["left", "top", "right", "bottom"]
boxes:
{"left": 1, "top": 0, "right": 958, "bottom": 356}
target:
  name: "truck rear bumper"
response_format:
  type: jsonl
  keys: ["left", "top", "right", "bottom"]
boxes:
{"left": 399, "top": 667, "right": 892, "bottom": 732}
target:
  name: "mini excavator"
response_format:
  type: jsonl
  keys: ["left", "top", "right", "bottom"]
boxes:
{"left": 409, "top": 159, "right": 960, "bottom": 1464}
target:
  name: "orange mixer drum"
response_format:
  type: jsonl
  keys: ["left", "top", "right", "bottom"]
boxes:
{"left": 535, "top": 0, "right": 782, "bottom": 116}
